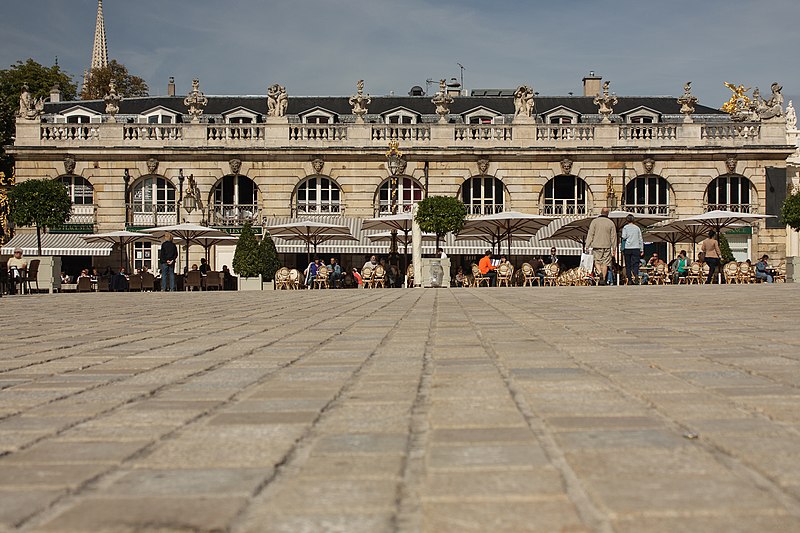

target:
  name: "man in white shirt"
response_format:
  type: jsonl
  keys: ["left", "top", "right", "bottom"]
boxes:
{"left": 621, "top": 214, "right": 644, "bottom": 284}
{"left": 437, "top": 248, "right": 447, "bottom": 259}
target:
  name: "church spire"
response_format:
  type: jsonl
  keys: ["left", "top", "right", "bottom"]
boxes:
{"left": 91, "top": 0, "right": 109, "bottom": 71}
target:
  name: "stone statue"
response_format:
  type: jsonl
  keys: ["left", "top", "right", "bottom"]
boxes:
{"left": 676, "top": 81, "right": 698, "bottom": 123}
{"left": 349, "top": 80, "right": 371, "bottom": 123}
{"left": 593, "top": 81, "right": 618, "bottom": 124}
{"left": 184, "top": 79, "right": 208, "bottom": 123}
{"left": 104, "top": 80, "right": 122, "bottom": 122}
{"left": 186, "top": 174, "right": 203, "bottom": 212}
{"left": 722, "top": 82, "right": 758, "bottom": 122}
{"left": 757, "top": 82, "right": 784, "bottom": 121}
{"left": 17, "top": 84, "right": 44, "bottom": 120}
{"left": 64, "top": 155, "right": 77, "bottom": 175}
{"left": 267, "top": 84, "right": 288, "bottom": 117}
{"left": 786, "top": 100, "right": 796, "bottom": 130}
{"left": 229, "top": 158, "right": 242, "bottom": 175}
{"left": 146, "top": 158, "right": 159, "bottom": 175}
{"left": 513, "top": 85, "right": 535, "bottom": 117}
{"left": 430, "top": 79, "right": 453, "bottom": 124}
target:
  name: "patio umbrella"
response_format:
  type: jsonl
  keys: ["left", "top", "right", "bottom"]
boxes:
{"left": 645, "top": 220, "right": 750, "bottom": 261}
{"left": 675, "top": 210, "right": 774, "bottom": 235}
{"left": 366, "top": 231, "right": 437, "bottom": 247}
{"left": 362, "top": 213, "right": 416, "bottom": 272}
{"left": 143, "top": 223, "right": 230, "bottom": 272}
{"left": 174, "top": 235, "right": 238, "bottom": 269}
{"left": 454, "top": 232, "right": 534, "bottom": 256}
{"left": 266, "top": 220, "right": 353, "bottom": 265}
{"left": 270, "top": 232, "right": 358, "bottom": 265}
{"left": 541, "top": 222, "right": 591, "bottom": 246}
{"left": 460, "top": 211, "right": 555, "bottom": 257}
{"left": 82, "top": 231, "right": 157, "bottom": 270}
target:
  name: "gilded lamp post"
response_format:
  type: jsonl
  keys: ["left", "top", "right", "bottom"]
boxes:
{"left": 386, "top": 141, "right": 404, "bottom": 260}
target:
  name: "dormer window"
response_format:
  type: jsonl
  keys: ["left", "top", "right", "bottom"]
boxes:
{"left": 300, "top": 107, "right": 337, "bottom": 124}
{"left": 67, "top": 115, "right": 91, "bottom": 124}
{"left": 55, "top": 106, "right": 101, "bottom": 124}
{"left": 629, "top": 116, "right": 654, "bottom": 124}
{"left": 140, "top": 107, "right": 181, "bottom": 124}
{"left": 306, "top": 115, "right": 330, "bottom": 124}
{"left": 383, "top": 109, "right": 418, "bottom": 125}
{"left": 463, "top": 107, "right": 503, "bottom": 125}
{"left": 549, "top": 116, "right": 573, "bottom": 124}
{"left": 622, "top": 106, "right": 660, "bottom": 124}
{"left": 148, "top": 115, "right": 173, "bottom": 124}
{"left": 222, "top": 107, "right": 260, "bottom": 124}
{"left": 229, "top": 117, "right": 252, "bottom": 124}
{"left": 541, "top": 106, "right": 580, "bottom": 125}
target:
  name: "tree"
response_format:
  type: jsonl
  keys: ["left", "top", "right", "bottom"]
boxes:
{"left": 781, "top": 190, "right": 800, "bottom": 232}
{"left": 259, "top": 233, "right": 281, "bottom": 281}
{"left": 414, "top": 196, "right": 467, "bottom": 249}
{"left": 81, "top": 60, "right": 148, "bottom": 100}
{"left": 718, "top": 233, "right": 735, "bottom": 264}
{"left": 8, "top": 178, "right": 72, "bottom": 256}
{"left": 232, "top": 222, "right": 262, "bottom": 278}
{"left": 0, "top": 59, "right": 77, "bottom": 176}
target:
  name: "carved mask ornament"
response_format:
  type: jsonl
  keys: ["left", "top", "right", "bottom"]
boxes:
{"left": 560, "top": 158, "right": 573, "bottom": 176}
{"left": 477, "top": 159, "right": 490, "bottom": 175}
{"left": 64, "top": 156, "right": 76, "bottom": 175}
{"left": 725, "top": 157, "right": 737, "bottom": 174}
{"left": 397, "top": 158, "right": 408, "bottom": 175}
{"left": 643, "top": 158, "right": 655, "bottom": 174}
{"left": 229, "top": 158, "right": 242, "bottom": 175}
{"left": 146, "top": 158, "right": 159, "bottom": 175}
{"left": 312, "top": 158, "right": 325, "bottom": 174}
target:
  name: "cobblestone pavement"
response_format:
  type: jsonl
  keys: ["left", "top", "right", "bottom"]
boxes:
{"left": 2, "top": 285, "right": 800, "bottom": 532}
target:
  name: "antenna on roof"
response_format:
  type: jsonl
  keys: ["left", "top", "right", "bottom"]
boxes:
{"left": 425, "top": 78, "right": 436, "bottom": 95}
{"left": 457, "top": 62, "right": 465, "bottom": 95}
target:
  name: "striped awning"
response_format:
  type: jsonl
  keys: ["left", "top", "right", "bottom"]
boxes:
{"left": 264, "top": 216, "right": 583, "bottom": 256}
{"left": 1, "top": 233, "right": 113, "bottom": 256}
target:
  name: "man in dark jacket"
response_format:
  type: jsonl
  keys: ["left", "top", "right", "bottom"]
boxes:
{"left": 159, "top": 232, "right": 179, "bottom": 291}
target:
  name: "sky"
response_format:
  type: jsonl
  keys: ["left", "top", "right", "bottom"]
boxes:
{"left": 1, "top": 0, "right": 798, "bottom": 106}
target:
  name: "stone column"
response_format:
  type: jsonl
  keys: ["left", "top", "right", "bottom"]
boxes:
{"left": 412, "top": 203, "right": 423, "bottom": 287}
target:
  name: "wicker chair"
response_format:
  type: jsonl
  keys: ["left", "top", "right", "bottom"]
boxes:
{"left": 520, "top": 262, "right": 539, "bottom": 287}
{"left": 543, "top": 263, "right": 560, "bottom": 286}
{"left": 205, "top": 271, "right": 222, "bottom": 290}
{"left": 128, "top": 274, "right": 142, "bottom": 291}
{"left": 314, "top": 265, "right": 330, "bottom": 289}
{"left": 185, "top": 270, "right": 203, "bottom": 291}
{"left": 497, "top": 263, "right": 513, "bottom": 287}
{"left": 141, "top": 272, "right": 155, "bottom": 291}
{"left": 361, "top": 266, "right": 374, "bottom": 289}
{"left": 682, "top": 262, "right": 701, "bottom": 284}
{"left": 723, "top": 262, "right": 740, "bottom": 284}
{"left": 275, "top": 267, "right": 290, "bottom": 290}
{"left": 288, "top": 269, "right": 301, "bottom": 289}
{"left": 737, "top": 262, "right": 754, "bottom": 284}
{"left": 372, "top": 265, "right": 386, "bottom": 288}
{"left": 774, "top": 262, "right": 786, "bottom": 283}
{"left": 701, "top": 263, "right": 711, "bottom": 284}
{"left": 470, "top": 263, "right": 490, "bottom": 287}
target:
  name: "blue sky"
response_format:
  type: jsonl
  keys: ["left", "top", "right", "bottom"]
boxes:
{"left": 1, "top": 0, "right": 798, "bottom": 106}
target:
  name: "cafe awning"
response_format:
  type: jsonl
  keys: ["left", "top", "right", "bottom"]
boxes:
{"left": 1, "top": 233, "right": 113, "bottom": 256}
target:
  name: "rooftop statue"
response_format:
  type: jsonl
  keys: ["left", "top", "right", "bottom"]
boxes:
{"left": 722, "top": 82, "right": 757, "bottom": 121}
{"left": 349, "top": 80, "right": 371, "bottom": 123}
{"left": 756, "top": 82, "right": 784, "bottom": 121}
{"left": 104, "top": 80, "right": 122, "bottom": 122}
{"left": 786, "top": 100, "right": 796, "bottom": 131}
{"left": 267, "top": 84, "right": 288, "bottom": 117}
{"left": 431, "top": 79, "right": 453, "bottom": 123}
{"left": 17, "top": 84, "right": 45, "bottom": 120}
{"left": 513, "top": 85, "right": 535, "bottom": 117}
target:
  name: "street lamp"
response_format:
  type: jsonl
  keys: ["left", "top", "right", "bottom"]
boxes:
{"left": 123, "top": 169, "right": 130, "bottom": 226}
{"left": 386, "top": 141, "right": 404, "bottom": 264}
{"left": 183, "top": 174, "right": 197, "bottom": 215}
{"left": 178, "top": 170, "right": 185, "bottom": 223}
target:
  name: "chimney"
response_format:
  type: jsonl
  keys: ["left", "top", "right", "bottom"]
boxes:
{"left": 582, "top": 71, "right": 602, "bottom": 97}
{"left": 168, "top": 77, "right": 176, "bottom": 97}
{"left": 50, "top": 84, "right": 61, "bottom": 103}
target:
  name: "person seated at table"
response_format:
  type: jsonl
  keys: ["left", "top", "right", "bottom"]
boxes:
{"left": 112, "top": 266, "right": 129, "bottom": 291}
{"left": 638, "top": 251, "right": 650, "bottom": 285}
{"left": 199, "top": 258, "right": 210, "bottom": 275}
{"left": 60, "top": 271, "right": 71, "bottom": 284}
{"left": 328, "top": 257, "right": 342, "bottom": 288}
{"left": 531, "top": 256, "right": 546, "bottom": 286}
{"left": 90, "top": 268, "right": 100, "bottom": 282}
{"left": 7, "top": 248, "right": 27, "bottom": 295}
{"left": 479, "top": 250, "right": 497, "bottom": 286}
{"left": 304, "top": 256, "right": 323, "bottom": 287}
{"left": 190, "top": 263, "right": 199, "bottom": 271}
{"left": 454, "top": 266, "right": 465, "bottom": 287}
{"left": 362, "top": 255, "right": 378, "bottom": 273}
{"left": 547, "top": 247, "right": 559, "bottom": 265}
{"left": 78, "top": 268, "right": 90, "bottom": 279}
{"left": 672, "top": 250, "right": 689, "bottom": 283}
{"left": 352, "top": 267, "right": 363, "bottom": 288}
{"left": 647, "top": 253, "right": 659, "bottom": 267}
{"left": 755, "top": 254, "right": 775, "bottom": 283}
{"left": 221, "top": 265, "right": 236, "bottom": 290}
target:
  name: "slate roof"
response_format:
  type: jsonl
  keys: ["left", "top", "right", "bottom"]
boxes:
{"left": 43, "top": 94, "right": 724, "bottom": 118}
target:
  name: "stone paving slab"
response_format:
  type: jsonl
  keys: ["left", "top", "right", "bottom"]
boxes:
{"left": 0, "top": 286, "right": 799, "bottom": 531}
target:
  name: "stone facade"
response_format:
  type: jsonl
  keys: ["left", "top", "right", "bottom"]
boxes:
{"left": 7, "top": 84, "right": 796, "bottom": 270}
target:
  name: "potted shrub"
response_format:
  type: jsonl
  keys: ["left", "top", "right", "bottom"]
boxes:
{"left": 781, "top": 189, "right": 800, "bottom": 281}
{"left": 258, "top": 233, "right": 281, "bottom": 288}
{"left": 232, "top": 222, "right": 263, "bottom": 290}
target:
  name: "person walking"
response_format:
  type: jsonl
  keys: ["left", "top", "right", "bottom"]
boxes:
{"left": 585, "top": 207, "right": 617, "bottom": 286}
{"left": 621, "top": 214, "right": 643, "bottom": 284}
{"left": 159, "top": 232, "right": 178, "bottom": 292}
{"left": 700, "top": 230, "right": 722, "bottom": 284}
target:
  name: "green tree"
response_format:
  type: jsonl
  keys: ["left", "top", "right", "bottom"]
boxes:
{"left": 414, "top": 196, "right": 467, "bottom": 249}
{"left": 232, "top": 222, "right": 262, "bottom": 278}
{"left": 81, "top": 60, "right": 148, "bottom": 100}
{"left": 781, "top": 190, "right": 800, "bottom": 232}
{"left": 259, "top": 233, "right": 281, "bottom": 281}
{"left": 0, "top": 59, "right": 77, "bottom": 176}
{"left": 718, "top": 233, "right": 735, "bottom": 264}
{"left": 8, "top": 178, "right": 72, "bottom": 255}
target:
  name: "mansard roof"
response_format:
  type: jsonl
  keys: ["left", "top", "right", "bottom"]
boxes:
{"left": 43, "top": 94, "right": 724, "bottom": 117}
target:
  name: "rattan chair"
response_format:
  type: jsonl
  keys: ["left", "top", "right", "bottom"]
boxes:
{"left": 737, "top": 262, "right": 754, "bottom": 284}
{"left": 372, "top": 265, "right": 386, "bottom": 288}
{"left": 470, "top": 263, "right": 490, "bottom": 287}
{"left": 723, "top": 262, "right": 740, "bottom": 284}
{"left": 185, "top": 270, "right": 203, "bottom": 291}
{"left": 543, "top": 263, "right": 560, "bottom": 286}
{"left": 361, "top": 266, "right": 374, "bottom": 289}
{"left": 288, "top": 269, "right": 301, "bottom": 289}
{"left": 497, "top": 263, "right": 513, "bottom": 287}
{"left": 275, "top": 267, "right": 291, "bottom": 290}
{"left": 520, "top": 262, "right": 539, "bottom": 287}
{"left": 205, "top": 271, "right": 222, "bottom": 290}
{"left": 141, "top": 272, "right": 155, "bottom": 291}
{"left": 314, "top": 265, "right": 330, "bottom": 289}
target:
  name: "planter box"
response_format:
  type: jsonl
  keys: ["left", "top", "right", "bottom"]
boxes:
{"left": 238, "top": 276, "right": 263, "bottom": 291}
{"left": 786, "top": 256, "right": 800, "bottom": 282}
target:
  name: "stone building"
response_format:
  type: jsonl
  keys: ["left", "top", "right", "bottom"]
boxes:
{"left": 4, "top": 73, "right": 794, "bottom": 276}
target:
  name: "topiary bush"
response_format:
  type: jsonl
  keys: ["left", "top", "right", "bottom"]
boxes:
{"left": 718, "top": 233, "right": 735, "bottom": 264}
{"left": 781, "top": 190, "right": 800, "bottom": 232}
{"left": 232, "top": 222, "right": 261, "bottom": 278}
{"left": 414, "top": 195, "right": 467, "bottom": 250}
{"left": 259, "top": 233, "right": 281, "bottom": 281}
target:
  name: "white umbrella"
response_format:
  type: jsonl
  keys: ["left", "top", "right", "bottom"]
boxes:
{"left": 143, "top": 223, "right": 230, "bottom": 271}
{"left": 362, "top": 213, "right": 417, "bottom": 270}
{"left": 174, "top": 235, "right": 238, "bottom": 269}
{"left": 460, "top": 211, "right": 555, "bottom": 257}
{"left": 366, "top": 231, "right": 437, "bottom": 247}
{"left": 82, "top": 230, "right": 157, "bottom": 269}
{"left": 271, "top": 232, "right": 358, "bottom": 264}
{"left": 676, "top": 210, "right": 774, "bottom": 235}
{"left": 267, "top": 221, "right": 355, "bottom": 264}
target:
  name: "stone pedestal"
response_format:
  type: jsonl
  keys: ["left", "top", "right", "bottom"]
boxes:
{"left": 785, "top": 256, "right": 800, "bottom": 282}
{"left": 238, "top": 276, "right": 263, "bottom": 291}
{"left": 29, "top": 256, "right": 61, "bottom": 293}
{"left": 422, "top": 257, "right": 451, "bottom": 287}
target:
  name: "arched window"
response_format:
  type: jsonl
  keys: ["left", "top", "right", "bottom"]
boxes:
{"left": 375, "top": 176, "right": 424, "bottom": 215}
{"left": 59, "top": 175, "right": 93, "bottom": 205}
{"left": 461, "top": 176, "right": 505, "bottom": 215}
{"left": 58, "top": 175, "right": 94, "bottom": 224}
{"left": 541, "top": 175, "right": 588, "bottom": 215}
{"left": 706, "top": 174, "right": 754, "bottom": 213}
{"left": 295, "top": 176, "right": 341, "bottom": 215}
{"left": 210, "top": 175, "right": 259, "bottom": 226}
{"left": 625, "top": 175, "right": 671, "bottom": 215}
{"left": 131, "top": 175, "right": 176, "bottom": 226}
